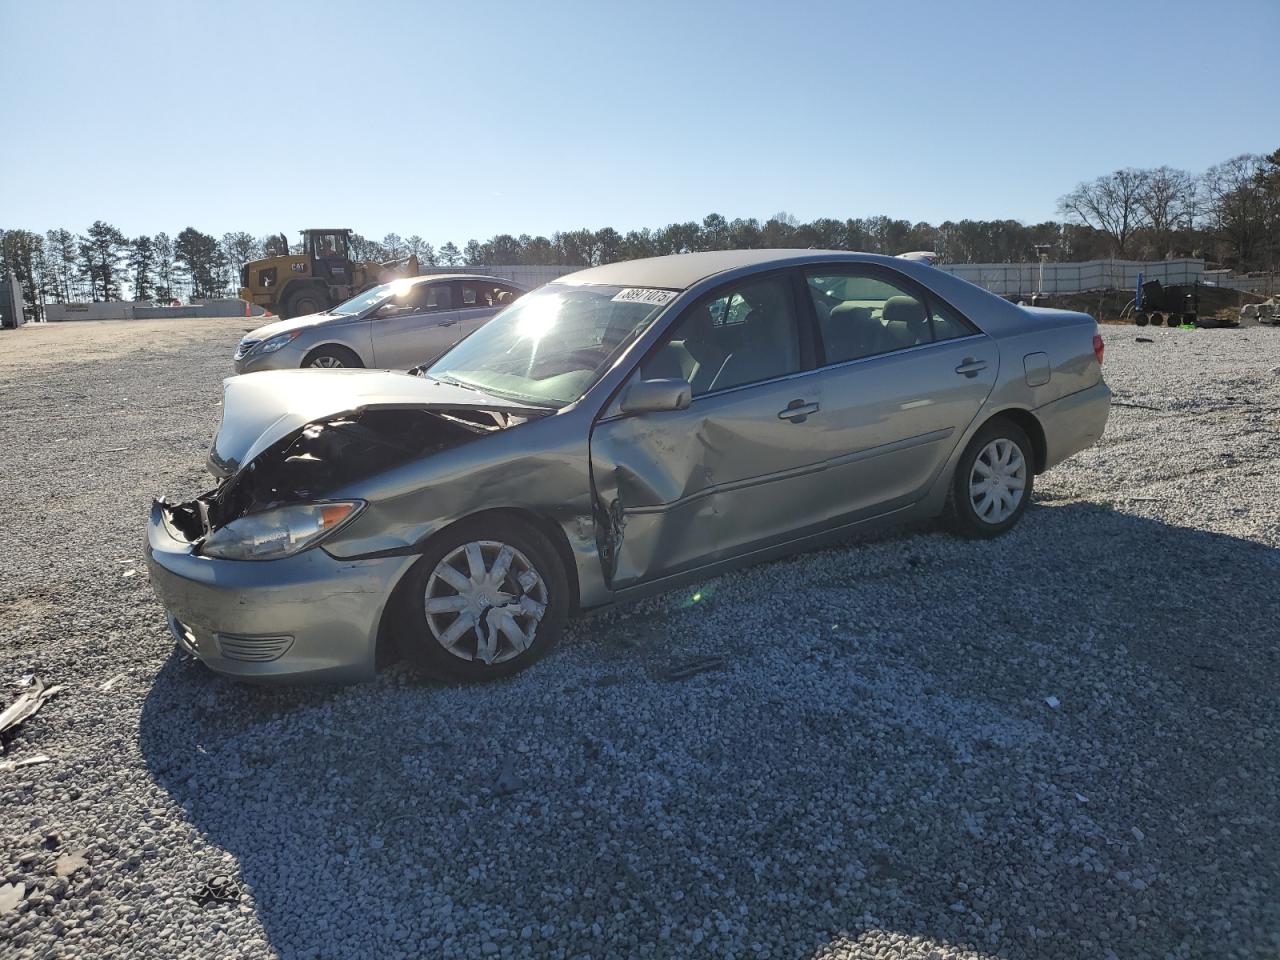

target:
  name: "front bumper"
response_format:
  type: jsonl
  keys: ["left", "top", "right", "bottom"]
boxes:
{"left": 146, "top": 500, "right": 416, "bottom": 683}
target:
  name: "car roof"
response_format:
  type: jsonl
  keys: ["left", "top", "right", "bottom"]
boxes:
{"left": 412, "top": 273, "right": 524, "bottom": 286}
{"left": 557, "top": 249, "right": 903, "bottom": 290}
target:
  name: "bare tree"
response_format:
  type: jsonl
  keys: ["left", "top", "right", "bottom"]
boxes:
{"left": 1057, "top": 168, "right": 1148, "bottom": 257}
{"left": 1201, "top": 154, "right": 1271, "bottom": 269}
{"left": 1137, "top": 166, "right": 1196, "bottom": 257}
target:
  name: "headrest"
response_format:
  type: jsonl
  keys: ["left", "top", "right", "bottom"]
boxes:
{"left": 882, "top": 295, "right": 925, "bottom": 327}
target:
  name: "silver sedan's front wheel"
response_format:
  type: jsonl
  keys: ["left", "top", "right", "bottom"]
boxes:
{"left": 945, "top": 419, "right": 1035, "bottom": 539}
{"left": 424, "top": 540, "right": 548, "bottom": 665}
{"left": 394, "top": 517, "right": 568, "bottom": 682}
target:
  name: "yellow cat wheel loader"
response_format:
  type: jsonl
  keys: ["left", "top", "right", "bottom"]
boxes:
{"left": 238, "top": 228, "right": 420, "bottom": 319}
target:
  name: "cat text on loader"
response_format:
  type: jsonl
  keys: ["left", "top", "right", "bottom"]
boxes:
{"left": 238, "top": 228, "right": 421, "bottom": 319}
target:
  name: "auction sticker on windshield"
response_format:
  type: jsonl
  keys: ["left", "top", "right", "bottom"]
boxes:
{"left": 611, "top": 288, "right": 678, "bottom": 306}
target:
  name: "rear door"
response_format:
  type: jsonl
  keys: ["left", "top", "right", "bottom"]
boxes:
{"left": 801, "top": 265, "right": 998, "bottom": 523}
{"left": 452, "top": 279, "right": 516, "bottom": 338}
{"left": 590, "top": 271, "right": 832, "bottom": 589}
{"left": 369, "top": 281, "right": 460, "bottom": 368}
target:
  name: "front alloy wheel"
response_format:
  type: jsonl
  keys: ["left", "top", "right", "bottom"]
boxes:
{"left": 424, "top": 540, "right": 548, "bottom": 665}
{"left": 394, "top": 517, "right": 568, "bottom": 681}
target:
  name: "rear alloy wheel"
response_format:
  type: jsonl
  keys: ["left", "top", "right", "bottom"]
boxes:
{"left": 302, "top": 345, "right": 362, "bottom": 369}
{"left": 393, "top": 517, "right": 568, "bottom": 682}
{"left": 944, "top": 419, "right": 1034, "bottom": 539}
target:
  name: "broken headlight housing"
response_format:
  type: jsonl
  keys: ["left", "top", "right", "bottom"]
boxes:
{"left": 200, "top": 501, "right": 364, "bottom": 561}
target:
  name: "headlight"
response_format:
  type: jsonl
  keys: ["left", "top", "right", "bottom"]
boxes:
{"left": 200, "top": 501, "right": 364, "bottom": 560}
{"left": 254, "top": 331, "right": 301, "bottom": 355}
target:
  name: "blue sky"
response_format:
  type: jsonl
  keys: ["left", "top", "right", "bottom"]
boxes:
{"left": 1, "top": 0, "right": 1275, "bottom": 247}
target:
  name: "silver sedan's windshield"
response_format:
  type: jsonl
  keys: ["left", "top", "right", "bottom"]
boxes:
{"left": 425, "top": 284, "right": 676, "bottom": 407}
{"left": 329, "top": 280, "right": 420, "bottom": 316}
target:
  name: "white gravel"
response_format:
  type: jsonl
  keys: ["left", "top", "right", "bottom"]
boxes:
{"left": 1, "top": 320, "right": 1278, "bottom": 959}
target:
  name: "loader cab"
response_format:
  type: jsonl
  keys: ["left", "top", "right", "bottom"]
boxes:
{"left": 305, "top": 229, "right": 354, "bottom": 285}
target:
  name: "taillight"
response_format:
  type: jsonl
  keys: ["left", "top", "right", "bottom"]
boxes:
{"left": 1093, "top": 333, "right": 1105, "bottom": 365}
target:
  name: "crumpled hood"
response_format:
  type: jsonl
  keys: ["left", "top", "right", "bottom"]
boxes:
{"left": 243, "top": 311, "right": 349, "bottom": 341}
{"left": 209, "top": 369, "right": 543, "bottom": 478}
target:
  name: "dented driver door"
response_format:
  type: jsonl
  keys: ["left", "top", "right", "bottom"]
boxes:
{"left": 590, "top": 371, "right": 829, "bottom": 591}
{"left": 589, "top": 271, "right": 842, "bottom": 592}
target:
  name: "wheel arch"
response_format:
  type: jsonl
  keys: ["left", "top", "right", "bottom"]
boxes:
{"left": 300, "top": 341, "right": 365, "bottom": 368}
{"left": 978, "top": 407, "right": 1047, "bottom": 473}
{"left": 373, "top": 506, "right": 582, "bottom": 667}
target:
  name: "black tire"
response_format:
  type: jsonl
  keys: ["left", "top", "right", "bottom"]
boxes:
{"left": 1134, "top": 312, "right": 1149, "bottom": 327}
{"left": 943, "top": 418, "right": 1035, "bottom": 539}
{"left": 392, "top": 516, "right": 569, "bottom": 682}
{"left": 301, "top": 345, "right": 363, "bottom": 369}
{"left": 283, "top": 286, "right": 328, "bottom": 319}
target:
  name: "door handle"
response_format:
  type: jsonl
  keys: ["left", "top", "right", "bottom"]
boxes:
{"left": 777, "top": 399, "right": 819, "bottom": 422}
{"left": 955, "top": 358, "right": 987, "bottom": 377}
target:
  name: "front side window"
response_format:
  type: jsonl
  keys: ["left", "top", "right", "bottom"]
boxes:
{"left": 426, "top": 284, "right": 674, "bottom": 407}
{"left": 806, "top": 269, "right": 973, "bottom": 364}
{"left": 330, "top": 279, "right": 419, "bottom": 316}
{"left": 640, "top": 276, "right": 801, "bottom": 396}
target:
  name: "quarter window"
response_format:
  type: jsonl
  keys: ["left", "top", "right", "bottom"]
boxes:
{"left": 640, "top": 276, "right": 801, "bottom": 396}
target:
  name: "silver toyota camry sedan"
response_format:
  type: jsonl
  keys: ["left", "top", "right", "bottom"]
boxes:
{"left": 233, "top": 274, "right": 525, "bottom": 373}
{"left": 148, "top": 250, "right": 1110, "bottom": 683}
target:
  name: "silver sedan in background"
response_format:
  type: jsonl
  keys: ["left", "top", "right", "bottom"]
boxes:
{"left": 233, "top": 274, "right": 525, "bottom": 373}
{"left": 149, "top": 250, "right": 1110, "bottom": 684}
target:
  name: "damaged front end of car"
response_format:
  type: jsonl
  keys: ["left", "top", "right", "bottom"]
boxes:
{"left": 156, "top": 370, "right": 548, "bottom": 555}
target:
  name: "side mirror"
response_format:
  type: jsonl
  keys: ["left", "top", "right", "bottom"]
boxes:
{"left": 619, "top": 378, "right": 692, "bottom": 415}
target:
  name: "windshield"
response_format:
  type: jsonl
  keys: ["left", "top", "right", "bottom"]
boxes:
{"left": 426, "top": 284, "right": 677, "bottom": 407}
{"left": 329, "top": 278, "right": 422, "bottom": 316}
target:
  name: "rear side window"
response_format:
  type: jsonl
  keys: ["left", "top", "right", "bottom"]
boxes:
{"left": 805, "top": 269, "right": 975, "bottom": 364}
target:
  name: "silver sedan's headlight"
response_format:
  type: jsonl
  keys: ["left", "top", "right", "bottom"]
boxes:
{"left": 254, "top": 331, "right": 301, "bottom": 355}
{"left": 200, "top": 501, "right": 364, "bottom": 560}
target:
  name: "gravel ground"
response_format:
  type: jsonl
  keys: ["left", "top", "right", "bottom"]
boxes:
{"left": 1, "top": 318, "right": 1278, "bottom": 960}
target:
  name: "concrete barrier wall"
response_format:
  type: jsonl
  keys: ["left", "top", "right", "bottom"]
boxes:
{"left": 46, "top": 299, "right": 268, "bottom": 322}
{"left": 936, "top": 259, "right": 1206, "bottom": 296}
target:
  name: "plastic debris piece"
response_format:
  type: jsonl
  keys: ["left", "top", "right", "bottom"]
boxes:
{"left": 1075, "top": 793, "right": 1089, "bottom": 803}
{"left": 494, "top": 756, "right": 524, "bottom": 797}
{"left": 190, "top": 875, "right": 243, "bottom": 907}
{"left": 657, "top": 655, "right": 726, "bottom": 681}
{"left": 1044, "top": 696, "right": 1061, "bottom": 709}
{"left": 99, "top": 674, "right": 125, "bottom": 692}
{"left": 0, "top": 678, "right": 64, "bottom": 744}
{"left": 0, "top": 754, "right": 52, "bottom": 774}
{"left": 54, "top": 850, "right": 88, "bottom": 878}
{"left": 0, "top": 882, "right": 25, "bottom": 916}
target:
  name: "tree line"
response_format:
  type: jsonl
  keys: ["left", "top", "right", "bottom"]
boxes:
{"left": 2, "top": 148, "right": 1275, "bottom": 322}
